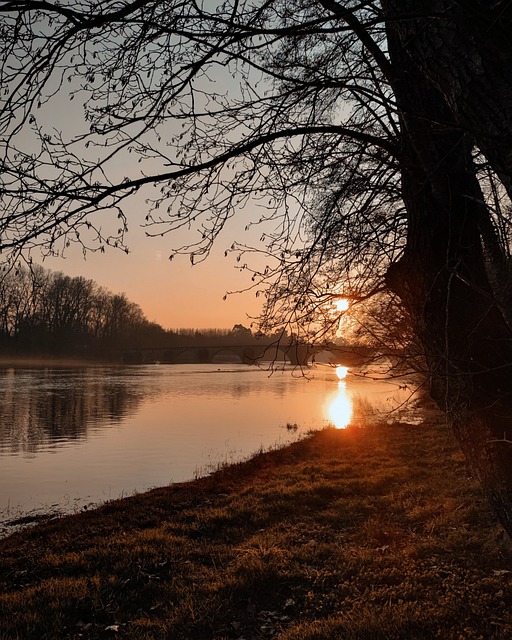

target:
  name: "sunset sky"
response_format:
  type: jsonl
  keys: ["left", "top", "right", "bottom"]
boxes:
{"left": 21, "top": 81, "right": 268, "bottom": 331}
{"left": 19, "top": 53, "right": 267, "bottom": 331}
{"left": 42, "top": 220, "right": 264, "bottom": 331}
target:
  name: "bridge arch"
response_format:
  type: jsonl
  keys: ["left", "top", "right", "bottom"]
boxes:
{"left": 210, "top": 347, "right": 244, "bottom": 364}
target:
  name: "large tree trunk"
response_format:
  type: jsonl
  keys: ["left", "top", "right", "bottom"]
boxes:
{"left": 389, "top": 0, "right": 512, "bottom": 199}
{"left": 382, "top": 1, "right": 512, "bottom": 536}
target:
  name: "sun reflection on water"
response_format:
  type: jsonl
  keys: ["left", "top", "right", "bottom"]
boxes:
{"left": 335, "top": 365, "right": 348, "bottom": 380}
{"left": 328, "top": 380, "right": 353, "bottom": 429}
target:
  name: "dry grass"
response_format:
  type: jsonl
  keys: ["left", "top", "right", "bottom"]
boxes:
{"left": 1, "top": 413, "right": 512, "bottom": 639}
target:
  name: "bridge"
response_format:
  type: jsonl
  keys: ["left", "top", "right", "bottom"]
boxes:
{"left": 114, "top": 342, "right": 378, "bottom": 367}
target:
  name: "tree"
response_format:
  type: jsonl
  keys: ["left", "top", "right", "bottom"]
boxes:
{"left": 382, "top": 0, "right": 512, "bottom": 534}
{"left": 0, "top": 263, "right": 163, "bottom": 355}
{"left": 3, "top": 1, "right": 512, "bottom": 536}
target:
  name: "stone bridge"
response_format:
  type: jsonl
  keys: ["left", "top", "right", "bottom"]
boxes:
{"left": 115, "top": 343, "right": 380, "bottom": 367}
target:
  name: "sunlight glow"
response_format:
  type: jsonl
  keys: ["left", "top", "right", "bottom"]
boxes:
{"left": 336, "top": 365, "right": 349, "bottom": 380}
{"left": 334, "top": 298, "right": 350, "bottom": 312}
{"left": 328, "top": 382, "right": 352, "bottom": 429}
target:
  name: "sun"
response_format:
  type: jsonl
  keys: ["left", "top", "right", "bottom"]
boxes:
{"left": 334, "top": 298, "right": 349, "bottom": 312}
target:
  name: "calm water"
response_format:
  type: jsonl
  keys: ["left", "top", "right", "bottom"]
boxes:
{"left": 0, "top": 363, "right": 415, "bottom": 528}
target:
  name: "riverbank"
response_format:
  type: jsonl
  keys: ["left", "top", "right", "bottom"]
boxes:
{"left": 1, "top": 415, "right": 512, "bottom": 639}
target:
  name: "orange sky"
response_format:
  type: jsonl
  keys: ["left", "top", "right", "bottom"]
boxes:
{"left": 20, "top": 60, "right": 268, "bottom": 331}
{"left": 42, "top": 216, "right": 264, "bottom": 331}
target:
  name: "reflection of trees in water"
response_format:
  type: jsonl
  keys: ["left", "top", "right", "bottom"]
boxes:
{"left": 0, "top": 368, "right": 146, "bottom": 454}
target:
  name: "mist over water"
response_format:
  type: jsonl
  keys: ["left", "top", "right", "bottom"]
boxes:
{"left": 0, "top": 363, "right": 416, "bottom": 530}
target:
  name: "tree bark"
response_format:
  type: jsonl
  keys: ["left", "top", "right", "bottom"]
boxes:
{"left": 383, "top": 0, "right": 512, "bottom": 196}
{"left": 382, "top": 0, "right": 512, "bottom": 536}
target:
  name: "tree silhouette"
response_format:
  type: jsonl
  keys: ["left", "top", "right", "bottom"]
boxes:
{"left": 3, "top": 1, "right": 512, "bottom": 536}
{"left": 0, "top": 264, "right": 165, "bottom": 354}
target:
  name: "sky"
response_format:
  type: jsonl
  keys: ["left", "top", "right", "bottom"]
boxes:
{"left": 42, "top": 221, "right": 264, "bottom": 331}
{"left": 28, "top": 111, "right": 272, "bottom": 330}
{"left": 18, "top": 35, "right": 268, "bottom": 332}
{"left": 36, "top": 161, "right": 267, "bottom": 330}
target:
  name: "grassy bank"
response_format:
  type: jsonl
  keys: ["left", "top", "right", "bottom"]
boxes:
{"left": 1, "top": 415, "right": 512, "bottom": 639}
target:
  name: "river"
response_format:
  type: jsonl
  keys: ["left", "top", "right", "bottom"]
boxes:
{"left": 0, "top": 362, "right": 416, "bottom": 531}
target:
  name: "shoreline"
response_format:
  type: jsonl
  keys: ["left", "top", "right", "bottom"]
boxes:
{"left": 2, "top": 417, "right": 512, "bottom": 639}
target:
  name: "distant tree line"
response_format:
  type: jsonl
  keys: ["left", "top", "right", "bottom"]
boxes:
{"left": 168, "top": 324, "right": 279, "bottom": 346}
{"left": 0, "top": 265, "right": 274, "bottom": 359}
{"left": 0, "top": 264, "right": 170, "bottom": 357}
